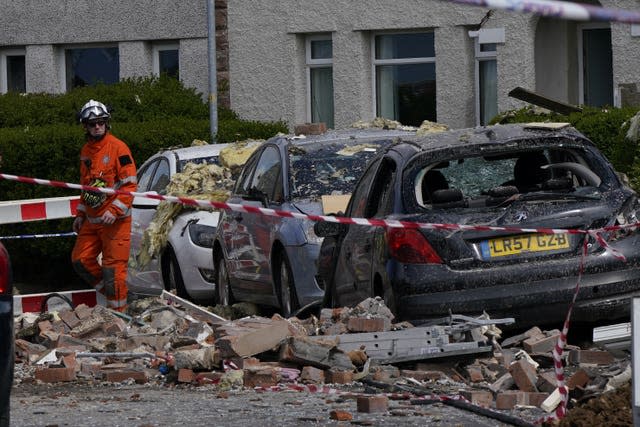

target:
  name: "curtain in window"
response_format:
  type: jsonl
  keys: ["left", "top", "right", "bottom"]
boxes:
{"left": 479, "top": 59, "right": 498, "bottom": 125}
{"left": 311, "top": 67, "right": 334, "bottom": 129}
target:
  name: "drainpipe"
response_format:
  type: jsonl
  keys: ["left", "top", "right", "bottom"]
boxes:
{"left": 207, "top": 0, "right": 218, "bottom": 143}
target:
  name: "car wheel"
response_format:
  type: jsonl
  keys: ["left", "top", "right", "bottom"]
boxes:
{"left": 215, "top": 254, "right": 234, "bottom": 306}
{"left": 164, "top": 250, "right": 188, "bottom": 299}
{"left": 276, "top": 250, "right": 299, "bottom": 318}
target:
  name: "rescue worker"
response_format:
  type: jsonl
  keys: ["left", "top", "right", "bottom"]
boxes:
{"left": 71, "top": 100, "right": 137, "bottom": 312}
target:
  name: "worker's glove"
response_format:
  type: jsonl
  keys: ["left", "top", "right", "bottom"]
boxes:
{"left": 81, "top": 179, "right": 107, "bottom": 208}
{"left": 72, "top": 216, "right": 84, "bottom": 233}
{"left": 101, "top": 210, "right": 116, "bottom": 225}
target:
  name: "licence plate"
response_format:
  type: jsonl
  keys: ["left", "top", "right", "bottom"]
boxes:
{"left": 480, "top": 233, "right": 570, "bottom": 259}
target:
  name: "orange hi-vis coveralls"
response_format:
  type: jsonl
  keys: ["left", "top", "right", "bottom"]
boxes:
{"left": 71, "top": 132, "right": 137, "bottom": 312}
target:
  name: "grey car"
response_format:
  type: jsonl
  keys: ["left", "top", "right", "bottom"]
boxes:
{"left": 212, "top": 128, "right": 412, "bottom": 317}
{"left": 315, "top": 123, "right": 640, "bottom": 328}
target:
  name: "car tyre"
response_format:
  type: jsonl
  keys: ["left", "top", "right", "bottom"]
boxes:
{"left": 275, "top": 250, "right": 299, "bottom": 318}
{"left": 215, "top": 254, "right": 234, "bottom": 306}
{"left": 164, "top": 250, "right": 188, "bottom": 299}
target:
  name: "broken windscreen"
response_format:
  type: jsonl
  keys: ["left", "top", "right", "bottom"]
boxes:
{"left": 289, "top": 142, "right": 384, "bottom": 200}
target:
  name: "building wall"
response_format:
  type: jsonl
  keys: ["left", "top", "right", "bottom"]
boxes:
{"left": 0, "top": 0, "right": 230, "bottom": 105}
{"left": 228, "top": 0, "right": 544, "bottom": 129}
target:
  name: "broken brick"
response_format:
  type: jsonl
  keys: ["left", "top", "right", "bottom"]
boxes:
{"left": 103, "top": 369, "right": 148, "bottom": 384}
{"left": 466, "top": 365, "right": 484, "bottom": 383}
{"left": 329, "top": 410, "right": 353, "bottom": 421}
{"left": 35, "top": 366, "right": 76, "bottom": 383}
{"left": 177, "top": 368, "right": 196, "bottom": 383}
{"left": 325, "top": 369, "right": 354, "bottom": 384}
{"left": 509, "top": 359, "right": 538, "bottom": 392}
{"left": 459, "top": 390, "right": 493, "bottom": 408}
{"left": 300, "top": 366, "right": 325, "bottom": 384}
{"left": 566, "top": 368, "right": 590, "bottom": 390}
{"left": 489, "top": 372, "right": 515, "bottom": 393}
{"left": 495, "top": 391, "right": 526, "bottom": 410}
{"left": 400, "top": 369, "right": 446, "bottom": 382}
{"left": 58, "top": 310, "right": 82, "bottom": 329}
{"left": 357, "top": 395, "right": 389, "bottom": 413}
{"left": 526, "top": 392, "right": 550, "bottom": 408}
{"left": 346, "top": 316, "right": 389, "bottom": 333}
{"left": 569, "top": 349, "right": 615, "bottom": 365}
{"left": 523, "top": 331, "right": 560, "bottom": 354}
{"left": 537, "top": 371, "right": 558, "bottom": 393}
{"left": 243, "top": 366, "right": 281, "bottom": 388}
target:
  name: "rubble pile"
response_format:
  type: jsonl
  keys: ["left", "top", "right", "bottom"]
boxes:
{"left": 11, "top": 296, "right": 631, "bottom": 424}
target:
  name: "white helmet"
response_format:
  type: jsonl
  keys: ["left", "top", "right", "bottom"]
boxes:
{"left": 79, "top": 99, "right": 111, "bottom": 123}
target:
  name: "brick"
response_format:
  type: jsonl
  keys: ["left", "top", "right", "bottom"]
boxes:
{"left": 35, "top": 366, "right": 76, "bottom": 383}
{"left": 466, "top": 365, "right": 484, "bottom": 383}
{"left": 177, "top": 368, "right": 196, "bottom": 383}
{"left": 329, "top": 410, "right": 353, "bottom": 421}
{"left": 38, "top": 320, "right": 53, "bottom": 334}
{"left": 509, "top": 360, "right": 538, "bottom": 392}
{"left": 103, "top": 369, "right": 148, "bottom": 384}
{"left": 372, "top": 365, "right": 400, "bottom": 382}
{"left": 74, "top": 303, "right": 93, "bottom": 320}
{"left": 569, "top": 349, "right": 615, "bottom": 365}
{"left": 495, "top": 391, "right": 526, "bottom": 410}
{"left": 537, "top": 371, "right": 558, "bottom": 393}
{"left": 357, "top": 395, "right": 389, "bottom": 413}
{"left": 347, "top": 316, "right": 389, "bottom": 333}
{"left": 58, "top": 310, "right": 82, "bottom": 329}
{"left": 459, "top": 390, "right": 493, "bottom": 408}
{"left": 523, "top": 332, "right": 560, "bottom": 354}
{"left": 400, "top": 369, "right": 446, "bottom": 382}
{"left": 540, "top": 388, "right": 563, "bottom": 413}
{"left": 566, "top": 369, "right": 590, "bottom": 389}
{"left": 501, "top": 327, "right": 543, "bottom": 347}
{"left": 489, "top": 372, "right": 514, "bottom": 393}
{"left": 243, "top": 366, "right": 281, "bottom": 388}
{"left": 102, "top": 318, "right": 127, "bottom": 335}
{"left": 80, "top": 361, "right": 103, "bottom": 377}
{"left": 325, "top": 369, "right": 354, "bottom": 384}
{"left": 294, "top": 122, "right": 327, "bottom": 136}
{"left": 525, "top": 392, "right": 550, "bottom": 407}
{"left": 300, "top": 366, "right": 325, "bottom": 384}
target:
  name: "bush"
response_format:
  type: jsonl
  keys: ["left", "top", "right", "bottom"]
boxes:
{"left": 0, "top": 76, "right": 288, "bottom": 286}
{"left": 493, "top": 105, "right": 640, "bottom": 182}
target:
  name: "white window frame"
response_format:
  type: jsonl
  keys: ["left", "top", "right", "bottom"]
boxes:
{"left": 152, "top": 43, "right": 179, "bottom": 77}
{"left": 305, "top": 34, "right": 333, "bottom": 125}
{"left": 469, "top": 29, "right": 504, "bottom": 126}
{"left": 0, "top": 49, "right": 26, "bottom": 94}
{"left": 370, "top": 31, "right": 436, "bottom": 121}
{"left": 58, "top": 43, "right": 119, "bottom": 92}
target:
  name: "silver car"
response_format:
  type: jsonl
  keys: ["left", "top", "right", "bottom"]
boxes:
{"left": 213, "top": 128, "right": 414, "bottom": 317}
{"left": 128, "top": 144, "right": 231, "bottom": 302}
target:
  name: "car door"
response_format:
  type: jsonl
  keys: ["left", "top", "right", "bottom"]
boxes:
{"left": 333, "top": 157, "right": 384, "bottom": 306}
{"left": 232, "top": 145, "right": 282, "bottom": 292}
{"left": 129, "top": 157, "right": 171, "bottom": 286}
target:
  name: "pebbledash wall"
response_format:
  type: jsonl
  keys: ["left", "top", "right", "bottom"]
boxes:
{"left": 0, "top": 0, "right": 230, "bottom": 107}
{"left": 0, "top": 0, "right": 639, "bottom": 130}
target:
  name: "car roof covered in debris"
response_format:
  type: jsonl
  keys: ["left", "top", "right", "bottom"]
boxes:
{"left": 273, "top": 127, "right": 418, "bottom": 148}
{"left": 397, "top": 123, "right": 593, "bottom": 153}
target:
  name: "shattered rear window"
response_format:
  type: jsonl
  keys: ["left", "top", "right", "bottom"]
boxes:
{"left": 289, "top": 142, "right": 383, "bottom": 200}
{"left": 178, "top": 155, "right": 221, "bottom": 170}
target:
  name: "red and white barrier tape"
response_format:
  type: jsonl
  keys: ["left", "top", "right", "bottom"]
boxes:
{"left": 0, "top": 195, "right": 79, "bottom": 225}
{"left": 13, "top": 289, "right": 101, "bottom": 316}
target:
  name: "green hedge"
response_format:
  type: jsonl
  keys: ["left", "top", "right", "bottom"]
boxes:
{"left": 0, "top": 76, "right": 287, "bottom": 286}
{"left": 493, "top": 105, "right": 640, "bottom": 185}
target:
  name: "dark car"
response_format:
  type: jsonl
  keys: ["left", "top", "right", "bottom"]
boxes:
{"left": 315, "top": 123, "right": 640, "bottom": 327}
{"left": 0, "top": 242, "right": 13, "bottom": 427}
{"left": 212, "top": 128, "right": 413, "bottom": 317}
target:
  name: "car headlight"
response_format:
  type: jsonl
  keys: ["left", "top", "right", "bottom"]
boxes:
{"left": 303, "top": 220, "right": 324, "bottom": 245}
{"left": 188, "top": 224, "right": 216, "bottom": 248}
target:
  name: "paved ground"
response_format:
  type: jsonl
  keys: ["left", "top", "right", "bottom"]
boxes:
{"left": 9, "top": 381, "right": 541, "bottom": 427}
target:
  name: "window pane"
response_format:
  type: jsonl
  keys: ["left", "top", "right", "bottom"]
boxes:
{"left": 310, "top": 67, "right": 334, "bottom": 128}
{"left": 65, "top": 47, "right": 119, "bottom": 89}
{"left": 311, "top": 40, "right": 332, "bottom": 60}
{"left": 375, "top": 33, "right": 435, "bottom": 59}
{"left": 159, "top": 49, "right": 179, "bottom": 79}
{"left": 479, "top": 59, "right": 498, "bottom": 125}
{"left": 376, "top": 63, "right": 436, "bottom": 126}
{"left": 7, "top": 55, "right": 25, "bottom": 93}
{"left": 480, "top": 43, "right": 497, "bottom": 52}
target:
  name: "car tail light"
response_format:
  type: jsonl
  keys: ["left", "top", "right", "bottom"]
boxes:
{"left": 387, "top": 228, "right": 443, "bottom": 264}
{"left": 0, "top": 245, "right": 10, "bottom": 295}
